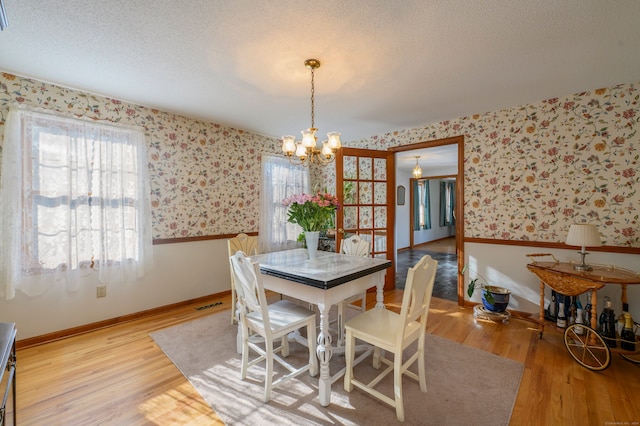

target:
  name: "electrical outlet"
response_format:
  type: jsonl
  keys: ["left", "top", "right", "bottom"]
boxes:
{"left": 96, "top": 285, "right": 107, "bottom": 298}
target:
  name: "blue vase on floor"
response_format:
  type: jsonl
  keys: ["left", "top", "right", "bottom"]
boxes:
{"left": 481, "top": 286, "right": 511, "bottom": 313}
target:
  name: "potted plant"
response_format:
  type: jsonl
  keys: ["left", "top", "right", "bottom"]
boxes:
{"left": 282, "top": 191, "right": 340, "bottom": 260}
{"left": 463, "top": 265, "right": 511, "bottom": 313}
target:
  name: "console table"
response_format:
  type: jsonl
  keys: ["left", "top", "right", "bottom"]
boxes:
{"left": 0, "top": 322, "right": 16, "bottom": 426}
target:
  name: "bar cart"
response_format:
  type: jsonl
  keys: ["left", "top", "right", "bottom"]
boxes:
{"left": 526, "top": 254, "right": 640, "bottom": 371}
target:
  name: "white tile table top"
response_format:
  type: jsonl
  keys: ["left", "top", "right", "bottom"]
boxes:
{"left": 250, "top": 248, "right": 391, "bottom": 290}
{"left": 0, "top": 322, "right": 16, "bottom": 384}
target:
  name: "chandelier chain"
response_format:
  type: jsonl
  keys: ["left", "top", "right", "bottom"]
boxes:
{"left": 310, "top": 66, "right": 315, "bottom": 130}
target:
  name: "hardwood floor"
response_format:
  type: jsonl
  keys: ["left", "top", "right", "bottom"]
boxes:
{"left": 15, "top": 290, "right": 640, "bottom": 425}
{"left": 414, "top": 236, "right": 456, "bottom": 254}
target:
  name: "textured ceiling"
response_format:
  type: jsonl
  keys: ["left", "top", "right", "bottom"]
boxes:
{"left": 1, "top": 0, "right": 639, "bottom": 173}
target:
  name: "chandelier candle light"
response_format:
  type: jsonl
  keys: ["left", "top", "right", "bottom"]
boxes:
{"left": 281, "top": 59, "right": 341, "bottom": 166}
{"left": 565, "top": 223, "right": 602, "bottom": 271}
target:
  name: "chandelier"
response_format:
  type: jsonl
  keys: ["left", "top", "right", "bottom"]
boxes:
{"left": 281, "top": 59, "right": 341, "bottom": 166}
{"left": 412, "top": 156, "right": 422, "bottom": 178}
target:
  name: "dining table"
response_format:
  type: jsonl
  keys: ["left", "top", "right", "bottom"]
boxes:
{"left": 250, "top": 248, "right": 392, "bottom": 406}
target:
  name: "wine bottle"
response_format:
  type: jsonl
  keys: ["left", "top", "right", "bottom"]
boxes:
{"left": 569, "top": 296, "right": 576, "bottom": 325}
{"left": 618, "top": 302, "right": 629, "bottom": 335}
{"left": 601, "top": 296, "right": 617, "bottom": 348}
{"left": 584, "top": 290, "right": 593, "bottom": 329}
{"left": 547, "top": 290, "right": 557, "bottom": 320}
{"left": 575, "top": 297, "right": 584, "bottom": 335}
{"left": 599, "top": 300, "right": 607, "bottom": 334}
{"left": 620, "top": 312, "right": 636, "bottom": 351}
{"left": 557, "top": 294, "right": 567, "bottom": 328}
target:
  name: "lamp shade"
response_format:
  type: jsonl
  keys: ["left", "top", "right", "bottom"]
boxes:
{"left": 565, "top": 224, "right": 602, "bottom": 248}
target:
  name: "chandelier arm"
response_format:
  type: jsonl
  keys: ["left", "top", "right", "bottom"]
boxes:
{"left": 316, "top": 154, "right": 335, "bottom": 165}
{"left": 285, "top": 154, "right": 305, "bottom": 167}
{"left": 313, "top": 148, "right": 335, "bottom": 164}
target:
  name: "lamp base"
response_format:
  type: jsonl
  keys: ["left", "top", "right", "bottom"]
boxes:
{"left": 573, "top": 250, "right": 592, "bottom": 271}
{"left": 573, "top": 263, "right": 593, "bottom": 272}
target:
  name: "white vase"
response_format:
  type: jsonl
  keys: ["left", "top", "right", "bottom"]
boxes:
{"left": 305, "top": 231, "right": 320, "bottom": 260}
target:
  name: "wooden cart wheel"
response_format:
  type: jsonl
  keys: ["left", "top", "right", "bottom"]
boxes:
{"left": 563, "top": 324, "right": 611, "bottom": 371}
{"left": 620, "top": 353, "right": 640, "bottom": 364}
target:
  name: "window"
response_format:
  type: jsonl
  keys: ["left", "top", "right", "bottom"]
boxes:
{"left": 258, "top": 155, "right": 310, "bottom": 253}
{"left": 440, "top": 180, "right": 455, "bottom": 226}
{"left": 412, "top": 180, "right": 431, "bottom": 230}
{"left": 0, "top": 108, "right": 153, "bottom": 300}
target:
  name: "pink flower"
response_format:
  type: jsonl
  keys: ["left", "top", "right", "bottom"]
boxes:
{"left": 283, "top": 192, "right": 340, "bottom": 232}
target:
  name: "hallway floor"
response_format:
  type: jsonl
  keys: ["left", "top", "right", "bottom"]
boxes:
{"left": 396, "top": 237, "right": 457, "bottom": 301}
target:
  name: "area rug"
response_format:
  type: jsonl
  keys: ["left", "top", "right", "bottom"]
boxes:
{"left": 150, "top": 310, "right": 523, "bottom": 425}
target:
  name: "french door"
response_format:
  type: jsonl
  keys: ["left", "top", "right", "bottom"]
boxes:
{"left": 336, "top": 148, "right": 395, "bottom": 290}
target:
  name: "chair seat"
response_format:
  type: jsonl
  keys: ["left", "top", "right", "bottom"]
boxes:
{"left": 246, "top": 300, "right": 316, "bottom": 335}
{"left": 345, "top": 308, "right": 421, "bottom": 352}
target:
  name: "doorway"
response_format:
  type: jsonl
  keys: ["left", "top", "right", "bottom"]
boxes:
{"left": 396, "top": 238, "right": 458, "bottom": 300}
{"left": 389, "top": 136, "right": 464, "bottom": 304}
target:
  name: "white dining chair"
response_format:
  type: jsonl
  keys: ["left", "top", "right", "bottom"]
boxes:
{"left": 343, "top": 254, "right": 438, "bottom": 422}
{"left": 228, "top": 233, "right": 259, "bottom": 324}
{"left": 336, "top": 235, "right": 371, "bottom": 347}
{"left": 230, "top": 251, "right": 318, "bottom": 403}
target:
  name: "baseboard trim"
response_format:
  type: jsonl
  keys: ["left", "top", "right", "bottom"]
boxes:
{"left": 16, "top": 290, "right": 231, "bottom": 350}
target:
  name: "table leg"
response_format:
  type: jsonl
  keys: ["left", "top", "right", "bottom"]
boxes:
{"left": 375, "top": 271, "right": 385, "bottom": 309}
{"left": 316, "top": 303, "right": 333, "bottom": 406}
{"left": 337, "top": 305, "right": 345, "bottom": 348}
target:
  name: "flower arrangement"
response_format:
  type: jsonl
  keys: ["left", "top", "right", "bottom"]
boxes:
{"left": 282, "top": 192, "right": 340, "bottom": 232}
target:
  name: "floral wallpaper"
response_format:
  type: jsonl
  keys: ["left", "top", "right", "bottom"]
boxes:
{"left": 0, "top": 72, "right": 281, "bottom": 240}
{"left": 317, "top": 82, "right": 640, "bottom": 247}
{"left": 1, "top": 72, "right": 638, "bottom": 247}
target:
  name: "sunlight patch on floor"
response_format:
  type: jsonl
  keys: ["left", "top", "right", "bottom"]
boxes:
{"left": 139, "top": 382, "right": 223, "bottom": 425}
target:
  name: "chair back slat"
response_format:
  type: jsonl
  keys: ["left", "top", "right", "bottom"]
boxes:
{"left": 230, "top": 251, "right": 271, "bottom": 331}
{"left": 228, "top": 233, "right": 259, "bottom": 256}
{"left": 227, "top": 234, "right": 259, "bottom": 324}
{"left": 340, "top": 235, "right": 371, "bottom": 257}
{"left": 398, "top": 255, "right": 438, "bottom": 341}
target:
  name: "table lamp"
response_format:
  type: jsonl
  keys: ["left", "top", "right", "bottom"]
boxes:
{"left": 565, "top": 224, "right": 602, "bottom": 271}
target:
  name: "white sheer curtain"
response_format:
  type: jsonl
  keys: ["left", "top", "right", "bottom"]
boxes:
{"left": 0, "top": 107, "right": 153, "bottom": 300}
{"left": 258, "top": 155, "right": 310, "bottom": 253}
